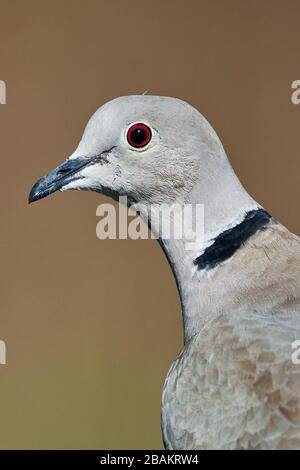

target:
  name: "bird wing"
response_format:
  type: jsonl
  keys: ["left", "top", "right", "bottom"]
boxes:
{"left": 162, "top": 308, "right": 300, "bottom": 450}
{"left": 162, "top": 223, "right": 300, "bottom": 450}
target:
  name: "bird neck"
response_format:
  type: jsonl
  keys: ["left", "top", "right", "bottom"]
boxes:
{"left": 136, "top": 164, "right": 260, "bottom": 343}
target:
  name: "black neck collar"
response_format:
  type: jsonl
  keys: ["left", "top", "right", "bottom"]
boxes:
{"left": 194, "top": 208, "right": 272, "bottom": 271}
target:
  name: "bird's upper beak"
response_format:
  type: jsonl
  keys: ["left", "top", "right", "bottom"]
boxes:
{"left": 28, "top": 155, "right": 100, "bottom": 203}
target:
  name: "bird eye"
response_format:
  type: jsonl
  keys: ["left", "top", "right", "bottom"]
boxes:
{"left": 127, "top": 123, "right": 152, "bottom": 149}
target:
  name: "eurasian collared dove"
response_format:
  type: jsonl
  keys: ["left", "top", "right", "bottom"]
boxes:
{"left": 29, "top": 96, "right": 300, "bottom": 450}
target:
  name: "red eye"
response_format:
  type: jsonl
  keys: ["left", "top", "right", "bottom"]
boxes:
{"left": 127, "top": 123, "right": 152, "bottom": 148}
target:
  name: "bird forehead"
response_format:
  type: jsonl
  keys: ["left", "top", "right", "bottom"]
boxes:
{"left": 72, "top": 95, "right": 203, "bottom": 158}
{"left": 85, "top": 96, "right": 195, "bottom": 144}
{"left": 89, "top": 95, "right": 193, "bottom": 131}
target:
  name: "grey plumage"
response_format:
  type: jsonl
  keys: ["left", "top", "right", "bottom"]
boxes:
{"left": 29, "top": 96, "right": 300, "bottom": 449}
{"left": 162, "top": 222, "right": 300, "bottom": 449}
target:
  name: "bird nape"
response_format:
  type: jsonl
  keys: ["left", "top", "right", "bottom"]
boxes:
{"left": 29, "top": 95, "right": 300, "bottom": 450}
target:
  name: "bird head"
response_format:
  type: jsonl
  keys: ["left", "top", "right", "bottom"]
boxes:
{"left": 29, "top": 95, "right": 227, "bottom": 208}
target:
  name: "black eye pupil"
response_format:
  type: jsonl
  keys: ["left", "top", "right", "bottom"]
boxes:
{"left": 131, "top": 128, "right": 147, "bottom": 144}
{"left": 127, "top": 123, "right": 152, "bottom": 148}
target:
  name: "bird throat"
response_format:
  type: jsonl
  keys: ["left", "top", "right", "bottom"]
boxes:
{"left": 194, "top": 208, "right": 272, "bottom": 271}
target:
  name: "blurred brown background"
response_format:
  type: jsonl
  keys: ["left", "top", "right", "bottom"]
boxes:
{"left": 0, "top": 0, "right": 299, "bottom": 449}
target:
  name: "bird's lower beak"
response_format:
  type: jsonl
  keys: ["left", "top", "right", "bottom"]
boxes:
{"left": 28, "top": 156, "right": 99, "bottom": 203}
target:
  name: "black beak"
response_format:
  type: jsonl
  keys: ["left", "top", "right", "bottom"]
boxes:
{"left": 28, "top": 156, "right": 98, "bottom": 203}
